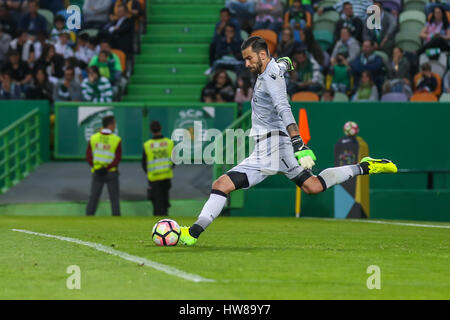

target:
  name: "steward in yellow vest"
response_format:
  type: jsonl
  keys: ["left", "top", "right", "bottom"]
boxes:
{"left": 86, "top": 116, "right": 122, "bottom": 216}
{"left": 142, "top": 121, "right": 174, "bottom": 216}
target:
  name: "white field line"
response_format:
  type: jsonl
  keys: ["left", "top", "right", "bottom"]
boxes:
{"left": 303, "top": 218, "right": 450, "bottom": 229}
{"left": 11, "top": 229, "right": 215, "bottom": 283}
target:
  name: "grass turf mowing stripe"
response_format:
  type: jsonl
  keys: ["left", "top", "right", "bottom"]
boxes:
{"left": 11, "top": 228, "right": 215, "bottom": 283}
{"left": 304, "top": 218, "right": 450, "bottom": 229}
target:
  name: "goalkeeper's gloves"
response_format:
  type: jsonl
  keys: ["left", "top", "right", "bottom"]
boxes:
{"left": 276, "top": 56, "right": 295, "bottom": 72}
{"left": 291, "top": 135, "right": 316, "bottom": 170}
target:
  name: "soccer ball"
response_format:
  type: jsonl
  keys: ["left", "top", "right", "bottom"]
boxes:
{"left": 343, "top": 121, "right": 359, "bottom": 136}
{"left": 152, "top": 219, "right": 181, "bottom": 246}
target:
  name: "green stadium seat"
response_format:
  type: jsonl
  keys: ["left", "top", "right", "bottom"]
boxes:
{"left": 374, "top": 50, "right": 389, "bottom": 66}
{"left": 80, "top": 28, "right": 99, "bottom": 38}
{"left": 440, "top": 93, "right": 450, "bottom": 102}
{"left": 313, "top": 30, "right": 334, "bottom": 51}
{"left": 333, "top": 92, "right": 349, "bottom": 102}
{"left": 313, "top": 11, "right": 339, "bottom": 34}
{"left": 403, "top": 0, "right": 427, "bottom": 12}
{"left": 38, "top": 9, "right": 54, "bottom": 32}
{"left": 399, "top": 10, "right": 426, "bottom": 33}
{"left": 395, "top": 32, "right": 422, "bottom": 52}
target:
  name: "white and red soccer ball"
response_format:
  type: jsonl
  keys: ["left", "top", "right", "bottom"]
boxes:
{"left": 343, "top": 121, "right": 359, "bottom": 136}
{"left": 152, "top": 219, "right": 181, "bottom": 246}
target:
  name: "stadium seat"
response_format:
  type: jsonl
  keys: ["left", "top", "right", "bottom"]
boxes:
{"left": 419, "top": 52, "right": 448, "bottom": 78}
{"left": 240, "top": 30, "right": 249, "bottom": 41}
{"left": 251, "top": 29, "right": 278, "bottom": 55}
{"left": 403, "top": 0, "right": 427, "bottom": 12}
{"left": 381, "top": 92, "right": 409, "bottom": 102}
{"left": 399, "top": 10, "right": 426, "bottom": 33}
{"left": 410, "top": 92, "right": 438, "bottom": 102}
{"left": 374, "top": 50, "right": 389, "bottom": 67}
{"left": 333, "top": 92, "right": 349, "bottom": 102}
{"left": 395, "top": 32, "right": 421, "bottom": 52}
{"left": 439, "top": 93, "right": 450, "bottom": 102}
{"left": 111, "top": 49, "right": 127, "bottom": 72}
{"left": 318, "top": 0, "right": 339, "bottom": 9}
{"left": 81, "top": 28, "right": 99, "bottom": 38}
{"left": 38, "top": 9, "right": 54, "bottom": 33}
{"left": 413, "top": 72, "right": 442, "bottom": 96}
{"left": 313, "top": 30, "right": 334, "bottom": 51}
{"left": 291, "top": 91, "right": 320, "bottom": 102}
{"left": 313, "top": 11, "right": 339, "bottom": 34}
{"left": 225, "top": 70, "right": 237, "bottom": 86}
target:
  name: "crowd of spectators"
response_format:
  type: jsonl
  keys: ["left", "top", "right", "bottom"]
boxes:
{"left": 0, "top": 0, "right": 144, "bottom": 104}
{"left": 202, "top": 0, "right": 450, "bottom": 103}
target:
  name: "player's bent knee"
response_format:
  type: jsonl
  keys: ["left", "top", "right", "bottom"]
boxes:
{"left": 301, "top": 176, "right": 325, "bottom": 195}
{"left": 212, "top": 175, "right": 237, "bottom": 194}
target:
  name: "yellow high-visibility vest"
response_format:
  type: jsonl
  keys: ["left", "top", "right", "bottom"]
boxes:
{"left": 144, "top": 137, "right": 174, "bottom": 182}
{"left": 90, "top": 132, "right": 121, "bottom": 172}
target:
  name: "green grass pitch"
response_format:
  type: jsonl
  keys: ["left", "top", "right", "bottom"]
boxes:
{"left": 1, "top": 216, "right": 449, "bottom": 299}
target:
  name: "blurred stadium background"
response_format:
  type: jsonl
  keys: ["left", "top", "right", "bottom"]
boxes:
{"left": 0, "top": 0, "right": 450, "bottom": 222}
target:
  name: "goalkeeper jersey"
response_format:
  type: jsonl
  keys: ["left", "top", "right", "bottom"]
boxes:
{"left": 249, "top": 59, "right": 296, "bottom": 137}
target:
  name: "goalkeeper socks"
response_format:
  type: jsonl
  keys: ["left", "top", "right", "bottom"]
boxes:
{"left": 189, "top": 190, "right": 228, "bottom": 238}
{"left": 318, "top": 165, "right": 363, "bottom": 191}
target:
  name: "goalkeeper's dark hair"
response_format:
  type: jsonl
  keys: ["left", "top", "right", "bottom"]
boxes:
{"left": 241, "top": 36, "right": 269, "bottom": 55}
{"left": 102, "top": 115, "right": 115, "bottom": 128}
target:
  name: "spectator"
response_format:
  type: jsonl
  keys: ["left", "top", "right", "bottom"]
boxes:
{"left": 211, "top": 24, "right": 243, "bottom": 74}
{"left": 322, "top": 88, "right": 335, "bottom": 101}
{"left": 417, "top": 5, "right": 450, "bottom": 55}
{"left": 2, "top": 0, "right": 25, "bottom": 23}
{"left": 333, "top": 1, "right": 363, "bottom": 42}
{"left": 352, "top": 71, "right": 379, "bottom": 101}
{"left": 0, "top": 25, "right": 12, "bottom": 66}
{"left": 18, "top": 0, "right": 47, "bottom": 36}
{"left": 0, "top": 70, "right": 21, "bottom": 99}
{"left": 0, "top": 4, "right": 17, "bottom": 37}
{"left": 1, "top": 49, "right": 32, "bottom": 87}
{"left": 90, "top": 50, "right": 118, "bottom": 84}
{"left": 318, "top": 0, "right": 373, "bottom": 21}
{"left": 35, "top": 44, "right": 65, "bottom": 81}
{"left": 253, "top": 0, "right": 284, "bottom": 33}
{"left": 53, "top": 66, "right": 82, "bottom": 102}
{"left": 284, "top": 0, "right": 311, "bottom": 31}
{"left": 414, "top": 63, "right": 438, "bottom": 94}
{"left": 26, "top": 67, "right": 53, "bottom": 102}
{"left": 363, "top": 1, "right": 397, "bottom": 56}
{"left": 425, "top": 0, "right": 450, "bottom": 16}
{"left": 82, "top": 66, "right": 114, "bottom": 102}
{"left": 214, "top": 8, "right": 241, "bottom": 41}
{"left": 350, "top": 40, "right": 384, "bottom": 92}
{"left": 287, "top": 46, "right": 323, "bottom": 96}
{"left": 109, "top": 0, "right": 141, "bottom": 22}
{"left": 444, "top": 69, "right": 450, "bottom": 93}
{"left": 298, "top": 28, "right": 324, "bottom": 67}
{"left": 50, "top": 15, "right": 69, "bottom": 43}
{"left": 64, "top": 57, "right": 83, "bottom": 84}
{"left": 54, "top": 31, "right": 74, "bottom": 59}
{"left": 83, "top": 0, "right": 112, "bottom": 29}
{"left": 103, "top": 4, "right": 134, "bottom": 56}
{"left": 383, "top": 47, "right": 412, "bottom": 98}
{"left": 201, "top": 69, "right": 235, "bottom": 103}
{"left": 331, "top": 27, "right": 360, "bottom": 65}
{"left": 88, "top": 40, "right": 122, "bottom": 84}
{"left": 75, "top": 33, "right": 96, "bottom": 67}
{"left": 276, "top": 27, "right": 296, "bottom": 58}
{"left": 209, "top": 8, "right": 241, "bottom": 69}
{"left": 234, "top": 72, "right": 253, "bottom": 104}
{"left": 225, "top": 0, "right": 255, "bottom": 27}
{"left": 9, "top": 30, "right": 42, "bottom": 62}
{"left": 330, "top": 53, "right": 352, "bottom": 93}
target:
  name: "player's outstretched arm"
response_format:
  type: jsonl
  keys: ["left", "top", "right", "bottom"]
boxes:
{"left": 287, "top": 123, "right": 316, "bottom": 170}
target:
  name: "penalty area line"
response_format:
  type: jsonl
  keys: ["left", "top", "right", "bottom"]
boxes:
{"left": 11, "top": 228, "right": 215, "bottom": 283}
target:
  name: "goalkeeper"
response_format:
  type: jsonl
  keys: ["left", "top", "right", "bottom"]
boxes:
{"left": 180, "top": 37, "right": 397, "bottom": 246}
